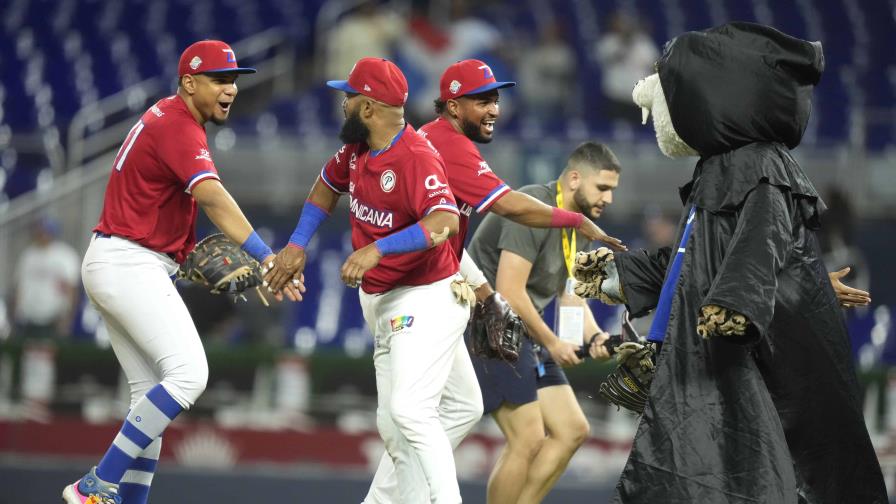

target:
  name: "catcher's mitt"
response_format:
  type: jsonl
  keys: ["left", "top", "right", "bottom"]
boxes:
{"left": 178, "top": 233, "right": 267, "bottom": 304}
{"left": 599, "top": 341, "right": 656, "bottom": 414}
{"left": 572, "top": 248, "right": 627, "bottom": 304}
{"left": 470, "top": 292, "right": 526, "bottom": 362}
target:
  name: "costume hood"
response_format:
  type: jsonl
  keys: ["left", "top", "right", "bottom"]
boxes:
{"left": 656, "top": 22, "right": 824, "bottom": 156}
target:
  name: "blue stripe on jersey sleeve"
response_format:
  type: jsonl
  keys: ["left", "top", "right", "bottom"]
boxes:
{"left": 319, "top": 167, "right": 347, "bottom": 193}
{"left": 475, "top": 184, "right": 510, "bottom": 213}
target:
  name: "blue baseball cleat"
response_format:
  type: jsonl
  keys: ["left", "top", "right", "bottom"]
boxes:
{"left": 62, "top": 466, "right": 121, "bottom": 504}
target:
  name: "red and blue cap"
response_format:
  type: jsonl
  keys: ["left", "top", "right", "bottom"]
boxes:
{"left": 327, "top": 57, "right": 409, "bottom": 107}
{"left": 439, "top": 59, "right": 515, "bottom": 101}
{"left": 178, "top": 40, "right": 256, "bottom": 77}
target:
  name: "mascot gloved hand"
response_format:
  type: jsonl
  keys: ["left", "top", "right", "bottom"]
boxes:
{"left": 572, "top": 248, "right": 627, "bottom": 304}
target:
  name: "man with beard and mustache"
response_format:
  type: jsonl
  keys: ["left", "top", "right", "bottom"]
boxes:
{"left": 63, "top": 40, "right": 303, "bottom": 504}
{"left": 264, "top": 57, "right": 477, "bottom": 504}
{"left": 359, "top": 60, "right": 624, "bottom": 504}
{"left": 464, "top": 142, "right": 622, "bottom": 504}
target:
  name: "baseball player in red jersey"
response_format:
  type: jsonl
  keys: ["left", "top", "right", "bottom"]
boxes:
{"left": 265, "top": 58, "right": 478, "bottom": 504}
{"left": 361, "top": 59, "right": 621, "bottom": 504}
{"left": 62, "top": 41, "right": 301, "bottom": 504}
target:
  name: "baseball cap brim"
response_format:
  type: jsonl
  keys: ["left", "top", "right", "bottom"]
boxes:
{"left": 461, "top": 80, "right": 516, "bottom": 97}
{"left": 327, "top": 80, "right": 360, "bottom": 93}
{"left": 202, "top": 67, "right": 257, "bottom": 74}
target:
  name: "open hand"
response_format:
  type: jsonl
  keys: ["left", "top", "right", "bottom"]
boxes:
{"left": 829, "top": 267, "right": 870, "bottom": 308}
{"left": 577, "top": 219, "right": 626, "bottom": 251}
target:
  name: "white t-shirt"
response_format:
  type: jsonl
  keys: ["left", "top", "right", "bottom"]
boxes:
{"left": 14, "top": 241, "right": 80, "bottom": 325}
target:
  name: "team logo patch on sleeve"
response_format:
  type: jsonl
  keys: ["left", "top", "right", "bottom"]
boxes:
{"left": 390, "top": 315, "right": 414, "bottom": 332}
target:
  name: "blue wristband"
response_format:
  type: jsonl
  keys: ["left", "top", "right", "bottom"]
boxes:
{"left": 289, "top": 201, "right": 329, "bottom": 248}
{"left": 241, "top": 231, "right": 273, "bottom": 263}
{"left": 375, "top": 223, "right": 430, "bottom": 255}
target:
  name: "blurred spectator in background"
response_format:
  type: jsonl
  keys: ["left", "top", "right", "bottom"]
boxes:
{"left": 324, "top": 1, "right": 404, "bottom": 79}
{"left": 594, "top": 11, "right": 659, "bottom": 124}
{"left": 399, "top": 0, "right": 503, "bottom": 123}
{"left": 324, "top": 0, "right": 405, "bottom": 120}
{"left": 8, "top": 216, "right": 79, "bottom": 341}
{"left": 519, "top": 21, "right": 577, "bottom": 127}
{"left": 6, "top": 216, "right": 79, "bottom": 422}
{"left": 640, "top": 206, "right": 677, "bottom": 250}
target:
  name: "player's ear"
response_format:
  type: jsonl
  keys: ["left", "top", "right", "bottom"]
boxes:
{"left": 446, "top": 99, "right": 460, "bottom": 119}
{"left": 360, "top": 98, "right": 376, "bottom": 120}
{"left": 181, "top": 74, "right": 197, "bottom": 95}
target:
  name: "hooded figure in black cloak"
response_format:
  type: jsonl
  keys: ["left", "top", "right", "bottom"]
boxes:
{"left": 574, "top": 22, "right": 887, "bottom": 503}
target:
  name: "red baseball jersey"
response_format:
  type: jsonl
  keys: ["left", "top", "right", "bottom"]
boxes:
{"left": 417, "top": 117, "right": 510, "bottom": 258}
{"left": 95, "top": 95, "right": 219, "bottom": 263}
{"left": 320, "top": 124, "right": 460, "bottom": 293}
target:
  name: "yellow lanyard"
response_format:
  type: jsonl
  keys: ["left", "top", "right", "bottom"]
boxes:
{"left": 556, "top": 180, "right": 576, "bottom": 278}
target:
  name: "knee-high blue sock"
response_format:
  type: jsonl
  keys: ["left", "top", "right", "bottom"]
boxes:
{"left": 95, "top": 384, "right": 183, "bottom": 484}
{"left": 118, "top": 436, "right": 161, "bottom": 504}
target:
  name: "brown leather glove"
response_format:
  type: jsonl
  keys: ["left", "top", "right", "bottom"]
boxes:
{"left": 469, "top": 292, "right": 526, "bottom": 362}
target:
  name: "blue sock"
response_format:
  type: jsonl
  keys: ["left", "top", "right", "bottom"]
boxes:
{"left": 95, "top": 384, "right": 183, "bottom": 484}
{"left": 118, "top": 437, "right": 161, "bottom": 504}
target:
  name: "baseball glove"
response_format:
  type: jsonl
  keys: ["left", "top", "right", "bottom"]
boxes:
{"left": 178, "top": 233, "right": 268, "bottom": 304}
{"left": 572, "top": 248, "right": 627, "bottom": 304}
{"left": 599, "top": 341, "right": 656, "bottom": 414}
{"left": 469, "top": 292, "right": 526, "bottom": 362}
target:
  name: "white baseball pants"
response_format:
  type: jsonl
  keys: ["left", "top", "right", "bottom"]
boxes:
{"left": 359, "top": 275, "right": 483, "bottom": 504}
{"left": 81, "top": 234, "right": 208, "bottom": 409}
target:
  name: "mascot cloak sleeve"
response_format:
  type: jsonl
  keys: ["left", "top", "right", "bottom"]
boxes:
{"left": 611, "top": 23, "right": 887, "bottom": 504}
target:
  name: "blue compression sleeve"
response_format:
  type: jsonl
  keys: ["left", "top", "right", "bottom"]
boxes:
{"left": 375, "top": 223, "right": 430, "bottom": 255}
{"left": 289, "top": 201, "right": 329, "bottom": 248}
{"left": 241, "top": 231, "right": 273, "bottom": 263}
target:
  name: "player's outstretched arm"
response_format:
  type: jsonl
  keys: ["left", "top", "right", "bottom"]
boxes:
{"left": 340, "top": 210, "right": 459, "bottom": 288}
{"left": 495, "top": 249, "right": 583, "bottom": 367}
{"left": 265, "top": 178, "right": 342, "bottom": 293}
{"left": 192, "top": 179, "right": 304, "bottom": 301}
{"left": 490, "top": 190, "right": 625, "bottom": 250}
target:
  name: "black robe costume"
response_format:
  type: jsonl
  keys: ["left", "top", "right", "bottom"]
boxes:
{"left": 611, "top": 23, "right": 887, "bottom": 504}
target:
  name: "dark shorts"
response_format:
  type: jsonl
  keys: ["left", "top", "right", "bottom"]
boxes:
{"left": 467, "top": 335, "right": 569, "bottom": 415}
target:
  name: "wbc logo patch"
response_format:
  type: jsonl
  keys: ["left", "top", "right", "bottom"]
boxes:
{"left": 390, "top": 315, "right": 414, "bottom": 332}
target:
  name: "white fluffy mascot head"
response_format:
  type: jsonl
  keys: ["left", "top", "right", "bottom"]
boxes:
{"left": 632, "top": 74, "right": 699, "bottom": 158}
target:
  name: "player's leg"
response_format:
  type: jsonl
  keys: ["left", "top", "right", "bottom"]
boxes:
{"left": 487, "top": 401, "right": 545, "bottom": 504}
{"left": 439, "top": 334, "right": 484, "bottom": 446}
{"left": 385, "top": 278, "right": 471, "bottom": 503}
{"left": 361, "top": 289, "right": 428, "bottom": 504}
{"left": 65, "top": 239, "right": 207, "bottom": 502}
{"left": 100, "top": 312, "right": 164, "bottom": 504}
{"left": 363, "top": 340, "right": 482, "bottom": 503}
{"left": 516, "top": 384, "right": 589, "bottom": 504}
